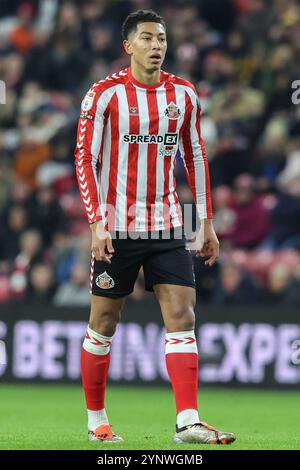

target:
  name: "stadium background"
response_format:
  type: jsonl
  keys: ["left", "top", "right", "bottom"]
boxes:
{"left": 0, "top": 0, "right": 299, "bottom": 450}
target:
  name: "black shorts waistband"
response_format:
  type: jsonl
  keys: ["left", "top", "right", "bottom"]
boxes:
{"left": 110, "top": 226, "right": 185, "bottom": 240}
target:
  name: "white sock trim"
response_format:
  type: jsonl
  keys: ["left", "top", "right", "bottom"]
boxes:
{"left": 165, "top": 330, "right": 198, "bottom": 354}
{"left": 87, "top": 408, "right": 109, "bottom": 431}
{"left": 177, "top": 409, "right": 200, "bottom": 428}
{"left": 83, "top": 326, "right": 113, "bottom": 355}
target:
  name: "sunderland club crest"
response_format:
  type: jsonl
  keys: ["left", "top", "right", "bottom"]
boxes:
{"left": 95, "top": 271, "right": 115, "bottom": 289}
{"left": 129, "top": 106, "right": 139, "bottom": 116}
{"left": 164, "top": 101, "right": 181, "bottom": 119}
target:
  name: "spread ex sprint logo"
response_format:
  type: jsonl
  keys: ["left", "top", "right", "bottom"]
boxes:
{"left": 123, "top": 133, "right": 178, "bottom": 146}
{"left": 0, "top": 80, "right": 6, "bottom": 104}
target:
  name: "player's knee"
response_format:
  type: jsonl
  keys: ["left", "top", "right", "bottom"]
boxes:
{"left": 89, "top": 310, "right": 120, "bottom": 337}
{"left": 169, "top": 305, "right": 195, "bottom": 331}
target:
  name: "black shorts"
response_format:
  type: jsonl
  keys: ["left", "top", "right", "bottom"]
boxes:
{"left": 90, "top": 230, "right": 195, "bottom": 298}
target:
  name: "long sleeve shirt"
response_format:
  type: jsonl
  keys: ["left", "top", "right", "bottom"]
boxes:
{"left": 75, "top": 67, "right": 212, "bottom": 232}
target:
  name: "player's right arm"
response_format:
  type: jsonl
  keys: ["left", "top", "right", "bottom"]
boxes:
{"left": 75, "top": 84, "right": 114, "bottom": 263}
{"left": 90, "top": 220, "right": 114, "bottom": 264}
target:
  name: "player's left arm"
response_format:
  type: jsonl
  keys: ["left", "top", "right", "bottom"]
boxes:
{"left": 180, "top": 88, "right": 219, "bottom": 266}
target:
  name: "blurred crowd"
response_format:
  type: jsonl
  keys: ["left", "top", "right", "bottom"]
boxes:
{"left": 1, "top": 0, "right": 300, "bottom": 306}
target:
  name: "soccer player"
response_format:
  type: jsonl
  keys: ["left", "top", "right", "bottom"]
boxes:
{"left": 75, "top": 9, "right": 236, "bottom": 445}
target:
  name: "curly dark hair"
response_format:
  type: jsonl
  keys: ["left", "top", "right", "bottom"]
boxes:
{"left": 122, "top": 9, "right": 166, "bottom": 40}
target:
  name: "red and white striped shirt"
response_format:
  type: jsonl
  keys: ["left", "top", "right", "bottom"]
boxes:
{"left": 75, "top": 67, "right": 212, "bottom": 231}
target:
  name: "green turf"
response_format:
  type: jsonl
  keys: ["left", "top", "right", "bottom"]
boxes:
{"left": 0, "top": 385, "right": 299, "bottom": 450}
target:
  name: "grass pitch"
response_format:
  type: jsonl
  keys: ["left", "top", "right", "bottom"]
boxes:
{"left": 0, "top": 385, "right": 299, "bottom": 450}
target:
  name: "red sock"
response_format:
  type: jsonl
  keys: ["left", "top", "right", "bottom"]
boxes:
{"left": 165, "top": 330, "right": 198, "bottom": 414}
{"left": 81, "top": 326, "right": 112, "bottom": 410}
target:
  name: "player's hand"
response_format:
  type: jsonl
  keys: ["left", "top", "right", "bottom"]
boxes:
{"left": 195, "top": 219, "right": 219, "bottom": 267}
{"left": 90, "top": 221, "right": 114, "bottom": 264}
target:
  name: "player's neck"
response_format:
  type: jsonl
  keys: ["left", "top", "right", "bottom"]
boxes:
{"left": 130, "top": 62, "right": 161, "bottom": 86}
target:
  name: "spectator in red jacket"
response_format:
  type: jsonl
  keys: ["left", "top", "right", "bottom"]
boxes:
{"left": 222, "top": 174, "right": 271, "bottom": 248}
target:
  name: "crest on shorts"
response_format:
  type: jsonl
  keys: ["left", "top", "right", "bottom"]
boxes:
{"left": 164, "top": 101, "right": 181, "bottom": 119}
{"left": 81, "top": 90, "right": 96, "bottom": 112}
{"left": 95, "top": 271, "right": 115, "bottom": 289}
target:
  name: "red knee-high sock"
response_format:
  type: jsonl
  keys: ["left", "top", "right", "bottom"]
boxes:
{"left": 165, "top": 330, "right": 199, "bottom": 414}
{"left": 81, "top": 326, "right": 112, "bottom": 410}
